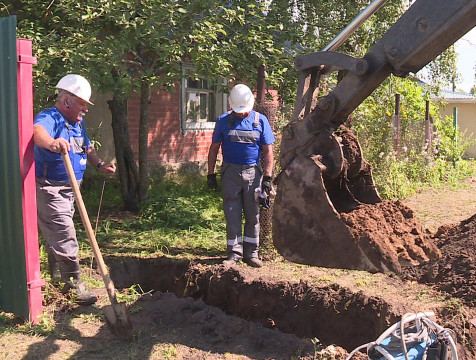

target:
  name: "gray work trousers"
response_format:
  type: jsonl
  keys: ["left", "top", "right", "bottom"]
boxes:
{"left": 221, "top": 162, "right": 262, "bottom": 260}
{"left": 36, "top": 178, "right": 80, "bottom": 272}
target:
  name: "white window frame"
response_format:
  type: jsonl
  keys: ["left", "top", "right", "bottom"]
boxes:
{"left": 180, "top": 64, "right": 227, "bottom": 134}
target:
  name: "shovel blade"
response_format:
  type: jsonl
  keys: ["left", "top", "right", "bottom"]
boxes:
{"left": 103, "top": 302, "right": 134, "bottom": 340}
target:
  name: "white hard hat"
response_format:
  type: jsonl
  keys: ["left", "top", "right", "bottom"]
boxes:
{"left": 229, "top": 84, "right": 254, "bottom": 113}
{"left": 56, "top": 74, "right": 94, "bottom": 105}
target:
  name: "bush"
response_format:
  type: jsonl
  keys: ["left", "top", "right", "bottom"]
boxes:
{"left": 353, "top": 76, "right": 476, "bottom": 199}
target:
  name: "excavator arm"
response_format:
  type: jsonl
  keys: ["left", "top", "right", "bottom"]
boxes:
{"left": 273, "top": 0, "right": 476, "bottom": 273}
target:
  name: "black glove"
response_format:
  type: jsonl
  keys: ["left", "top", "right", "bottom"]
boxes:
{"left": 261, "top": 175, "right": 273, "bottom": 196}
{"left": 207, "top": 174, "right": 218, "bottom": 190}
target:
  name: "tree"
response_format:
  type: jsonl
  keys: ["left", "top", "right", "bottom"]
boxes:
{"left": 261, "top": 0, "right": 411, "bottom": 103}
{"left": 3, "top": 0, "right": 460, "bottom": 210}
{"left": 78, "top": 0, "right": 286, "bottom": 210}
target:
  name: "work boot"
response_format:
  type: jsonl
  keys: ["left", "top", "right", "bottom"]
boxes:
{"left": 223, "top": 241, "right": 243, "bottom": 266}
{"left": 243, "top": 242, "right": 262, "bottom": 267}
{"left": 226, "top": 242, "right": 243, "bottom": 261}
{"left": 62, "top": 274, "right": 98, "bottom": 306}
{"left": 222, "top": 258, "right": 238, "bottom": 266}
{"left": 59, "top": 259, "right": 97, "bottom": 305}
{"left": 47, "top": 252, "right": 61, "bottom": 281}
{"left": 244, "top": 258, "right": 263, "bottom": 268}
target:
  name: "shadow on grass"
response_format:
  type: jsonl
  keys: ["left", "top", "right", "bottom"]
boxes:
{"left": 14, "top": 264, "right": 316, "bottom": 360}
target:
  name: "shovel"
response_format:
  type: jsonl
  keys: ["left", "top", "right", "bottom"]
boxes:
{"left": 62, "top": 152, "right": 133, "bottom": 340}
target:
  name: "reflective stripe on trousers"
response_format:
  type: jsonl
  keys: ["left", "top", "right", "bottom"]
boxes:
{"left": 221, "top": 162, "right": 261, "bottom": 259}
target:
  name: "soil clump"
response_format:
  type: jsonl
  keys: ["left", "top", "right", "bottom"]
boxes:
{"left": 401, "top": 213, "right": 476, "bottom": 308}
{"left": 340, "top": 200, "right": 440, "bottom": 273}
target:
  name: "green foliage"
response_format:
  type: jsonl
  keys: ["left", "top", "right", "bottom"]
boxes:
{"left": 4, "top": 0, "right": 287, "bottom": 106}
{"left": 433, "top": 115, "right": 476, "bottom": 164}
{"left": 116, "top": 284, "right": 152, "bottom": 304}
{"left": 4, "top": 0, "right": 422, "bottom": 108}
{"left": 264, "top": 0, "right": 408, "bottom": 104}
{"left": 353, "top": 76, "right": 476, "bottom": 199}
{"left": 139, "top": 177, "right": 224, "bottom": 232}
{"left": 425, "top": 47, "right": 461, "bottom": 91}
{"left": 0, "top": 311, "right": 55, "bottom": 336}
{"left": 81, "top": 170, "right": 123, "bottom": 212}
{"left": 354, "top": 76, "right": 434, "bottom": 165}
{"left": 77, "top": 175, "right": 226, "bottom": 260}
{"left": 373, "top": 152, "right": 460, "bottom": 199}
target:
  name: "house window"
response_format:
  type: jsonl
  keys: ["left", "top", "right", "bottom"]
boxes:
{"left": 181, "top": 66, "right": 227, "bottom": 133}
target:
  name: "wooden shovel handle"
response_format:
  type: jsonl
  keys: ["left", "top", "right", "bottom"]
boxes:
{"left": 62, "top": 152, "right": 118, "bottom": 304}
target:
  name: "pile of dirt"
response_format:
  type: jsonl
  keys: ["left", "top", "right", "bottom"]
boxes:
{"left": 13, "top": 275, "right": 355, "bottom": 360}
{"left": 402, "top": 213, "right": 476, "bottom": 308}
{"left": 340, "top": 200, "right": 440, "bottom": 273}
{"left": 131, "top": 291, "right": 319, "bottom": 359}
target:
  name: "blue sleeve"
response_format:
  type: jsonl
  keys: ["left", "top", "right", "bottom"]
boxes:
{"left": 34, "top": 112, "right": 56, "bottom": 136}
{"left": 260, "top": 115, "right": 275, "bottom": 145}
{"left": 212, "top": 114, "right": 228, "bottom": 144}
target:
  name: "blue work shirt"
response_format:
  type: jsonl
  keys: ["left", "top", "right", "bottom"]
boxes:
{"left": 212, "top": 110, "right": 275, "bottom": 165}
{"left": 34, "top": 107, "right": 91, "bottom": 182}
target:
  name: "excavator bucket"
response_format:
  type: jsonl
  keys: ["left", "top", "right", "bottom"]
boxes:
{"left": 273, "top": 127, "right": 440, "bottom": 274}
{"left": 272, "top": 0, "right": 475, "bottom": 273}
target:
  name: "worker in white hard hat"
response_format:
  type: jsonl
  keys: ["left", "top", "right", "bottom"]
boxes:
{"left": 33, "top": 74, "right": 116, "bottom": 305}
{"left": 207, "top": 84, "right": 275, "bottom": 268}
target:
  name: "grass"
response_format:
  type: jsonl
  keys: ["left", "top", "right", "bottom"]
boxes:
{"left": 76, "top": 173, "right": 227, "bottom": 261}
{"left": 0, "top": 310, "right": 56, "bottom": 337}
{"left": 374, "top": 157, "right": 476, "bottom": 200}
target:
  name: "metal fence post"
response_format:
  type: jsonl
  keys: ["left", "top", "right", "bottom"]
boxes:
{"left": 17, "top": 37, "right": 44, "bottom": 323}
{"left": 393, "top": 93, "right": 401, "bottom": 153}
{"left": 0, "top": 15, "right": 43, "bottom": 323}
{"left": 424, "top": 100, "right": 432, "bottom": 149}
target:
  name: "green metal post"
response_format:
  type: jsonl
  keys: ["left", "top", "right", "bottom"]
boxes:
{"left": 0, "top": 15, "right": 29, "bottom": 319}
{"left": 453, "top": 106, "right": 458, "bottom": 167}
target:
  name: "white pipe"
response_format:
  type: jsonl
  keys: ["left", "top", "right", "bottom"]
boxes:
{"left": 345, "top": 312, "right": 459, "bottom": 360}
{"left": 421, "top": 318, "right": 459, "bottom": 360}
{"left": 345, "top": 343, "right": 372, "bottom": 360}
{"left": 374, "top": 312, "right": 435, "bottom": 344}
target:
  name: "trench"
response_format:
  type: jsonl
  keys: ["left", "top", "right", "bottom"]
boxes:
{"left": 106, "top": 256, "right": 403, "bottom": 352}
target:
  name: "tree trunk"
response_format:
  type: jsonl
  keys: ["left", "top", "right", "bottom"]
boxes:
{"left": 138, "top": 80, "right": 150, "bottom": 203}
{"left": 257, "top": 64, "right": 266, "bottom": 103}
{"left": 108, "top": 92, "right": 140, "bottom": 212}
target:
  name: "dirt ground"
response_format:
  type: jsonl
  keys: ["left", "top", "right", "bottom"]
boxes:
{"left": 400, "top": 177, "right": 476, "bottom": 307}
{"left": 1, "top": 178, "right": 476, "bottom": 360}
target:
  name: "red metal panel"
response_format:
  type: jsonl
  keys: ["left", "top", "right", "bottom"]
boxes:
{"left": 17, "top": 38, "right": 44, "bottom": 324}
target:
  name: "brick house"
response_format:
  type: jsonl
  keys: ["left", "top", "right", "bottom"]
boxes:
{"left": 87, "top": 69, "right": 278, "bottom": 173}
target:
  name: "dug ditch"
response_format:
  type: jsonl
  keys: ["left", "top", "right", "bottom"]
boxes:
{"left": 105, "top": 222, "right": 476, "bottom": 359}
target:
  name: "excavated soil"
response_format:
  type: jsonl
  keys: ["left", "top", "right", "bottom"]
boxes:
{"left": 401, "top": 213, "right": 476, "bottom": 307}
{"left": 2, "top": 179, "right": 476, "bottom": 359}
{"left": 340, "top": 200, "right": 440, "bottom": 272}
{"left": 105, "top": 176, "right": 476, "bottom": 359}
